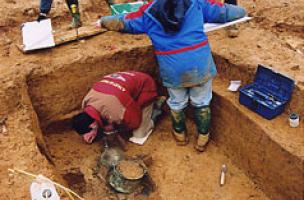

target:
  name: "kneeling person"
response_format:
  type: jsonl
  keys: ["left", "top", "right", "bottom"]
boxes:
{"left": 72, "top": 71, "right": 162, "bottom": 144}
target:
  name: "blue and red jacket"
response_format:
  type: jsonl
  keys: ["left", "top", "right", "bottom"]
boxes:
{"left": 112, "top": 0, "right": 246, "bottom": 88}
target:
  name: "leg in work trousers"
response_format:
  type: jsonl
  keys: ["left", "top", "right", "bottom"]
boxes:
{"left": 40, "top": 0, "right": 79, "bottom": 14}
{"left": 166, "top": 79, "right": 213, "bottom": 111}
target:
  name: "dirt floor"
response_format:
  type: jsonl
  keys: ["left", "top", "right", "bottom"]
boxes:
{"left": 45, "top": 119, "right": 269, "bottom": 200}
{"left": 0, "top": 0, "right": 303, "bottom": 199}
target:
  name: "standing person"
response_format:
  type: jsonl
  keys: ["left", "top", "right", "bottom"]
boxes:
{"left": 72, "top": 71, "right": 164, "bottom": 144}
{"left": 37, "top": 0, "right": 81, "bottom": 28}
{"left": 95, "top": 0, "right": 246, "bottom": 151}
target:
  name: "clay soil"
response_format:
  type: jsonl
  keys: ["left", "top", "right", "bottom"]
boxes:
{"left": 0, "top": 0, "right": 303, "bottom": 199}
{"left": 44, "top": 119, "right": 269, "bottom": 200}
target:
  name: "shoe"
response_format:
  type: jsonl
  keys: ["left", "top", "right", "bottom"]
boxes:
{"left": 172, "top": 130, "right": 189, "bottom": 146}
{"left": 194, "top": 133, "right": 209, "bottom": 152}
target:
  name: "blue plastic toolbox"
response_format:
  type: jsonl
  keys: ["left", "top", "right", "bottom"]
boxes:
{"left": 239, "top": 64, "right": 295, "bottom": 119}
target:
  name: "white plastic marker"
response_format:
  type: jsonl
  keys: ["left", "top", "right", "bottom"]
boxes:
{"left": 30, "top": 175, "right": 60, "bottom": 200}
{"left": 220, "top": 164, "right": 228, "bottom": 187}
{"left": 289, "top": 113, "right": 300, "bottom": 128}
{"left": 8, "top": 168, "right": 83, "bottom": 200}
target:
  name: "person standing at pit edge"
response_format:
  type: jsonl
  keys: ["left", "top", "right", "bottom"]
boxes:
{"left": 95, "top": 0, "right": 246, "bottom": 151}
{"left": 72, "top": 71, "right": 165, "bottom": 144}
{"left": 37, "top": 0, "right": 82, "bottom": 28}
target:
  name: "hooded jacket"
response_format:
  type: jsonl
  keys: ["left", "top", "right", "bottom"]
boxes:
{"left": 115, "top": 0, "right": 246, "bottom": 88}
{"left": 82, "top": 71, "right": 157, "bottom": 130}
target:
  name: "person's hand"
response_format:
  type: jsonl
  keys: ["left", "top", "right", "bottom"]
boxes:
{"left": 83, "top": 129, "right": 98, "bottom": 143}
{"left": 103, "top": 123, "right": 118, "bottom": 135}
{"left": 95, "top": 19, "right": 102, "bottom": 28}
{"left": 97, "top": 15, "right": 125, "bottom": 31}
{"left": 37, "top": 13, "right": 47, "bottom": 22}
{"left": 83, "top": 121, "right": 98, "bottom": 143}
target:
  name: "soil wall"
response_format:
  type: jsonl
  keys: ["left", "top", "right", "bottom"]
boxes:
{"left": 211, "top": 82, "right": 304, "bottom": 200}
{"left": 0, "top": 69, "right": 67, "bottom": 199}
{"left": 26, "top": 46, "right": 158, "bottom": 128}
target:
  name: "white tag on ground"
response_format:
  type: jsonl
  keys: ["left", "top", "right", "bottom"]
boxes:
{"left": 204, "top": 16, "right": 252, "bottom": 33}
{"left": 30, "top": 175, "right": 60, "bottom": 200}
{"left": 22, "top": 19, "right": 55, "bottom": 51}
{"left": 129, "top": 129, "right": 153, "bottom": 145}
{"left": 228, "top": 80, "right": 242, "bottom": 92}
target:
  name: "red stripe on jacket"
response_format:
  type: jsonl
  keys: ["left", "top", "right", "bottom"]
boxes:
{"left": 207, "top": 0, "right": 224, "bottom": 6}
{"left": 155, "top": 39, "right": 208, "bottom": 55}
{"left": 125, "top": 2, "right": 152, "bottom": 20}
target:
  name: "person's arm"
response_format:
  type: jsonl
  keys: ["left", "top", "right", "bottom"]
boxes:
{"left": 135, "top": 76, "right": 157, "bottom": 108}
{"left": 123, "top": 98, "right": 143, "bottom": 130}
{"left": 97, "top": 3, "right": 151, "bottom": 34}
{"left": 201, "top": 0, "right": 246, "bottom": 23}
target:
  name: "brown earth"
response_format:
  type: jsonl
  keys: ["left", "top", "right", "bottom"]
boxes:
{"left": 0, "top": 0, "right": 303, "bottom": 199}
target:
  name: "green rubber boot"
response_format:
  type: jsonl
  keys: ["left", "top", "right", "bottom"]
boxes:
{"left": 71, "top": 12, "right": 82, "bottom": 28}
{"left": 170, "top": 109, "right": 189, "bottom": 146}
{"left": 193, "top": 106, "right": 211, "bottom": 152}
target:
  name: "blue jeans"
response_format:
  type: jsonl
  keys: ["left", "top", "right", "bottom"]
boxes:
{"left": 40, "top": 0, "right": 53, "bottom": 13}
{"left": 167, "top": 79, "right": 212, "bottom": 111}
{"left": 40, "top": 0, "right": 78, "bottom": 14}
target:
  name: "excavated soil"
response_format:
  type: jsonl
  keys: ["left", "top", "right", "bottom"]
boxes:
{"left": 0, "top": 0, "right": 303, "bottom": 199}
{"left": 44, "top": 119, "right": 269, "bottom": 200}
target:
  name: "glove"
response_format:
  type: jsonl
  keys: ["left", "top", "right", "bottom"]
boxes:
{"left": 37, "top": 13, "right": 47, "bottom": 22}
{"left": 98, "top": 15, "right": 125, "bottom": 31}
{"left": 225, "top": 4, "right": 246, "bottom": 22}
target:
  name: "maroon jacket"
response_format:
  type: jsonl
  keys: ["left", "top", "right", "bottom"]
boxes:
{"left": 82, "top": 71, "right": 157, "bottom": 129}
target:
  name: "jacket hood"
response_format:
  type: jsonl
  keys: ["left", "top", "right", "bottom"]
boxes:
{"left": 149, "top": 0, "right": 191, "bottom": 33}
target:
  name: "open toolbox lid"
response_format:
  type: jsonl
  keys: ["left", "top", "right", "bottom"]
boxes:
{"left": 253, "top": 64, "right": 295, "bottom": 102}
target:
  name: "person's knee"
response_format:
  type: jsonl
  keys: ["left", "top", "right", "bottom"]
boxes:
{"left": 167, "top": 88, "right": 189, "bottom": 110}
{"left": 190, "top": 81, "right": 213, "bottom": 107}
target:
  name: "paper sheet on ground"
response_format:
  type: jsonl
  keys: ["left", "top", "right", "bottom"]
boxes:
{"left": 129, "top": 129, "right": 153, "bottom": 145}
{"left": 22, "top": 19, "right": 55, "bottom": 51}
{"left": 204, "top": 16, "right": 252, "bottom": 32}
{"left": 228, "top": 80, "right": 242, "bottom": 92}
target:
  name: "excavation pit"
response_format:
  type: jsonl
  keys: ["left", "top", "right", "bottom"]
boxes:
{"left": 1, "top": 0, "right": 304, "bottom": 199}
{"left": 19, "top": 44, "right": 301, "bottom": 200}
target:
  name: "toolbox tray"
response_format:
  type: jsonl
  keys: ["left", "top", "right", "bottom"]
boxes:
{"left": 239, "top": 64, "right": 295, "bottom": 119}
